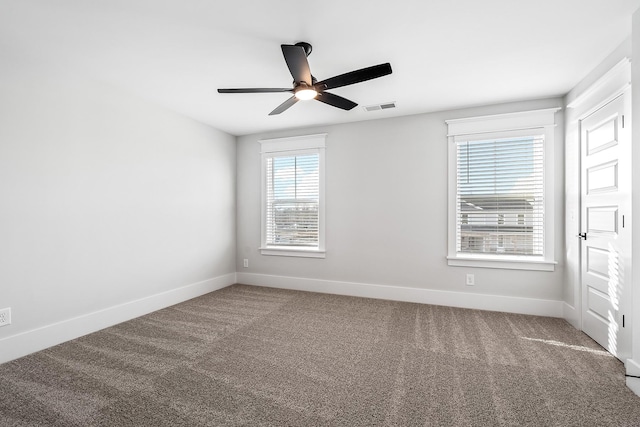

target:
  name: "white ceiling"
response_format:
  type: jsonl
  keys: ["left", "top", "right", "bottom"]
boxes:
{"left": 1, "top": 0, "right": 639, "bottom": 136}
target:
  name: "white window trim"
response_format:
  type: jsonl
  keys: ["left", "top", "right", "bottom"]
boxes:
{"left": 259, "top": 134, "right": 326, "bottom": 258}
{"left": 445, "top": 108, "right": 560, "bottom": 271}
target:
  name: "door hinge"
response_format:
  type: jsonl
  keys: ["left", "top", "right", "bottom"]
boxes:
{"left": 577, "top": 232, "right": 587, "bottom": 240}
{"left": 623, "top": 215, "right": 625, "bottom": 228}
{"left": 622, "top": 115, "right": 625, "bottom": 128}
{"left": 623, "top": 314, "right": 625, "bottom": 328}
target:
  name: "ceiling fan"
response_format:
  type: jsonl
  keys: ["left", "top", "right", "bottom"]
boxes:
{"left": 217, "top": 42, "right": 392, "bottom": 115}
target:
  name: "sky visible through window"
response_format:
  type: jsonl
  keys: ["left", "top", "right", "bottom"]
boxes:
{"left": 272, "top": 154, "right": 319, "bottom": 201}
{"left": 458, "top": 135, "right": 540, "bottom": 195}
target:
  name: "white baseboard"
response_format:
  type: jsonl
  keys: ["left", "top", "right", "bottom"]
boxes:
{"left": 236, "top": 272, "right": 563, "bottom": 317}
{"left": 0, "top": 273, "right": 236, "bottom": 364}
{"left": 626, "top": 359, "right": 640, "bottom": 397}
{"left": 562, "top": 302, "right": 580, "bottom": 329}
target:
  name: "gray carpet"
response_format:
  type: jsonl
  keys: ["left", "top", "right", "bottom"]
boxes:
{"left": 1, "top": 284, "right": 639, "bottom": 426}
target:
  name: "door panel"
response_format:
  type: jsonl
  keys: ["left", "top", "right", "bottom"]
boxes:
{"left": 580, "top": 93, "right": 630, "bottom": 360}
{"left": 585, "top": 246, "right": 609, "bottom": 278}
{"left": 586, "top": 206, "right": 617, "bottom": 234}
{"left": 586, "top": 114, "right": 618, "bottom": 154}
{"left": 586, "top": 161, "right": 618, "bottom": 193}
{"left": 587, "top": 287, "right": 611, "bottom": 322}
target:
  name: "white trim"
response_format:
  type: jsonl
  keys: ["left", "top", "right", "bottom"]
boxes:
{"left": 452, "top": 127, "right": 546, "bottom": 143}
{"left": 0, "top": 273, "right": 236, "bottom": 364}
{"left": 563, "top": 302, "right": 580, "bottom": 330}
{"left": 260, "top": 133, "right": 327, "bottom": 153}
{"left": 446, "top": 108, "right": 560, "bottom": 136}
{"left": 446, "top": 256, "right": 556, "bottom": 271}
{"left": 259, "top": 247, "right": 326, "bottom": 258}
{"left": 575, "top": 83, "right": 631, "bottom": 121}
{"left": 260, "top": 134, "right": 326, "bottom": 256}
{"left": 567, "top": 57, "right": 631, "bottom": 111}
{"left": 626, "top": 359, "right": 640, "bottom": 397}
{"left": 447, "top": 109, "right": 558, "bottom": 270}
{"left": 626, "top": 358, "right": 640, "bottom": 376}
{"left": 236, "top": 272, "right": 563, "bottom": 317}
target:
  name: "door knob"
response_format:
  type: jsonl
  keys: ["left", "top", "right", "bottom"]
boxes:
{"left": 577, "top": 232, "right": 587, "bottom": 240}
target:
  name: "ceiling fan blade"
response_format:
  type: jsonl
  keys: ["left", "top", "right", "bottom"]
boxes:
{"left": 269, "top": 96, "right": 299, "bottom": 115}
{"left": 281, "top": 44, "right": 312, "bottom": 85}
{"left": 218, "top": 88, "right": 292, "bottom": 93}
{"left": 315, "top": 63, "right": 392, "bottom": 91}
{"left": 315, "top": 91, "right": 357, "bottom": 110}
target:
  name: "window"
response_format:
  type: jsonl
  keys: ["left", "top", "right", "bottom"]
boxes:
{"left": 260, "top": 134, "right": 326, "bottom": 258}
{"left": 446, "top": 109, "right": 558, "bottom": 271}
{"left": 457, "top": 134, "right": 543, "bottom": 256}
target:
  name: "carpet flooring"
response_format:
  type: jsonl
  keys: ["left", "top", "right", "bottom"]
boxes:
{"left": 1, "top": 284, "right": 640, "bottom": 426}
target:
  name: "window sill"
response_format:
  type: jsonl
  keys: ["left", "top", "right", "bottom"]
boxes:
{"left": 260, "top": 247, "right": 326, "bottom": 258}
{"left": 447, "top": 255, "right": 556, "bottom": 271}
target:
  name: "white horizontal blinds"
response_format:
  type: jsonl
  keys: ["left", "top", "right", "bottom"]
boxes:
{"left": 266, "top": 153, "right": 320, "bottom": 247}
{"left": 456, "top": 134, "right": 544, "bottom": 256}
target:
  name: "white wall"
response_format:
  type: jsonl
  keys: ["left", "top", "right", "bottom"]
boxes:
{"left": 0, "top": 51, "right": 236, "bottom": 362}
{"left": 236, "top": 98, "right": 565, "bottom": 315}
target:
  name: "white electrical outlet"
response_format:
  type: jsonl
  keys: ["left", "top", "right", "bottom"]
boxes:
{"left": 466, "top": 274, "right": 475, "bottom": 286}
{"left": 0, "top": 307, "right": 11, "bottom": 327}
{"left": 243, "top": 259, "right": 249, "bottom": 268}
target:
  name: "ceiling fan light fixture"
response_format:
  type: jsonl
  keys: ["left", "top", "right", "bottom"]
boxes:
{"left": 217, "top": 42, "right": 392, "bottom": 115}
{"left": 294, "top": 87, "right": 318, "bottom": 100}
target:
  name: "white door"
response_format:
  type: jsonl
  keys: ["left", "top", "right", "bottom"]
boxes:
{"left": 580, "top": 92, "right": 631, "bottom": 360}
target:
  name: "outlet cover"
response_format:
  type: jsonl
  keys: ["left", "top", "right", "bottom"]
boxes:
{"left": 466, "top": 274, "right": 475, "bottom": 286}
{"left": 0, "top": 307, "right": 11, "bottom": 327}
{"left": 243, "top": 259, "right": 249, "bottom": 268}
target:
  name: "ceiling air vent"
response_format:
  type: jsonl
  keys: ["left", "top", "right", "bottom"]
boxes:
{"left": 363, "top": 102, "right": 396, "bottom": 112}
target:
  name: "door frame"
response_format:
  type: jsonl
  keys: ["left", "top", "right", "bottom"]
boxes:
{"left": 578, "top": 91, "right": 631, "bottom": 359}
{"left": 565, "top": 57, "right": 631, "bottom": 335}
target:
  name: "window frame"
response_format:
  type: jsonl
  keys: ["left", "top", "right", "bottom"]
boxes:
{"left": 446, "top": 108, "right": 559, "bottom": 271}
{"left": 259, "top": 134, "right": 326, "bottom": 258}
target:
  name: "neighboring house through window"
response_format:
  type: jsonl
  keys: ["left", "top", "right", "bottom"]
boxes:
{"left": 446, "top": 109, "right": 559, "bottom": 271}
{"left": 260, "top": 134, "right": 326, "bottom": 258}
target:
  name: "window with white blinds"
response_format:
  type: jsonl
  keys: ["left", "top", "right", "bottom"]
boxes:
{"left": 265, "top": 154, "right": 319, "bottom": 247}
{"left": 456, "top": 134, "right": 544, "bottom": 256}
{"left": 260, "top": 134, "right": 326, "bottom": 258}
{"left": 446, "top": 108, "right": 558, "bottom": 271}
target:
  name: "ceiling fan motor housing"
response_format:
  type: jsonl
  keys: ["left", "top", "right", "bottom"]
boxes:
{"left": 295, "top": 42, "right": 312, "bottom": 57}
